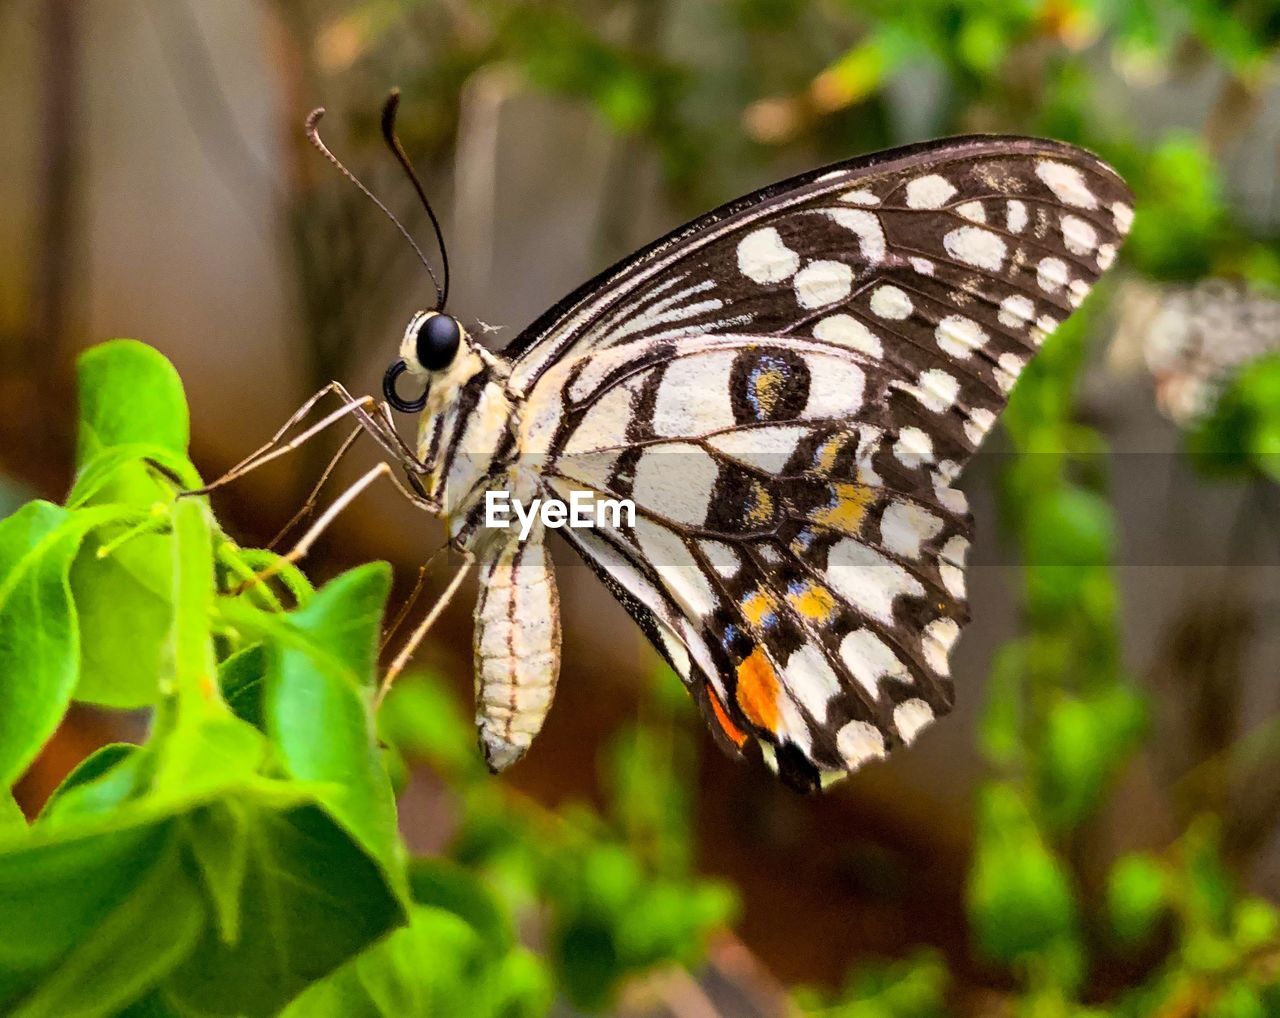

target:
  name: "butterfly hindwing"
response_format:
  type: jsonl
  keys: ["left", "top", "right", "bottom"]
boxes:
{"left": 509, "top": 136, "right": 1132, "bottom": 788}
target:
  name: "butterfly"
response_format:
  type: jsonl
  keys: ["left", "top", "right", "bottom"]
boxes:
{"left": 230, "top": 94, "right": 1132, "bottom": 792}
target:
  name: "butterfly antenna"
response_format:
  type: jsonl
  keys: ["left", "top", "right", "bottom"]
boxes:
{"left": 304, "top": 107, "right": 444, "bottom": 307}
{"left": 381, "top": 89, "right": 450, "bottom": 311}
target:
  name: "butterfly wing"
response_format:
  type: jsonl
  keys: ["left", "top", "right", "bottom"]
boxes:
{"left": 505, "top": 136, "right": 1132, "bottom": 790}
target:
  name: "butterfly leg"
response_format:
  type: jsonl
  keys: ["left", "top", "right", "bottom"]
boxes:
{"left": 267, "top": 423, "right": 364, "bottom": 549}
{"left": 380, "top": 542, "right": 451, "bottom": 651}
{"left": 235, "top": 460, "right": 433, "bottom": 593}
{"left": 377, "top": 554, "right": 477, "bottom": 706}
{"left": 189, "top": 383, "right": 424, "bottom": 499}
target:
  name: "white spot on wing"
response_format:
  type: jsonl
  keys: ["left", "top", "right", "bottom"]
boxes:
{"left": 955, "top": 200, "right": 986, "bottom": 223}
{"left": 659, "top": 629, "right": 691, "bottom": 679}
{"left": 935, "top": 315, "right": 988, "bottom": 359}
{"left": 906, "top": 174, "right": 956, "bottom": 209}
{"left": 910, "top": 257, "right": 935, "bottom": 275}
{"left": 869, "top": 284, "right": 913, "bottom": 320}
{"left": 708, "top": 425, "right": 807, "bottom": 472}
{"left": 839, "top": 628, "right": 909, "bottom": 698}
{"left": 1006, "top": 199, "right": 1028, "bottom": 233}
{"left": 1096, "top": 243, "right": 1116, "bottom": 270}
{"left": 563, "top": 376, "right": 642, "bottom": 456}
{"left": 944, "top": 226, "right": 1006, "bottom": 271}
{"left": 795, "top": 260, "right": 854, "bottom": 309}
{"left": 1068, "top": 278, "right": 1091, "bottom": 308}
{"left": 783, "top": 644, "right": 841, "bottom": 721}
{"left": 814, "top": 314, "right": 882, "bottom": 358}
{"left": 894, "top": 699, "right": 935, "bottom": 744}
{"left": 880, "top": 502, "right": 944, "bottom": 560}
{"left": 934, "top": 475, "right": 967, "bottom": 515}
{"left": 837, "top": 720, "right": 887, "bottom": 767}
{"left": 963, "top": 407, "right": 996, "bottom": 445}
{"left": 939, "top": 534, "right": 968, "bottom": 600}
{"left": 994, "top": 352, "right": 1024, "bottom": 393}
{"left": 921, "top": 617, "right": 960, "bottom": 676}
{"left": 699, "top": 540, "right": 740, "bottom": 578}
{"left": 826, "top": 540, "right": 925, "bottom": 625}
{"left": 633, "top": 516, "right": 719, "bottom": 619}
{"left": 633, "top": 443, "right": 717, "bottom": 526}
{"left": 804, "top": 356, "right": 866, "bottom": 419}
{"left": 998, "top": 294, "right": 1035, "bottom": 329}
{"left": 1035, "top": 160, "right": 1099, "bottom": 209}
{"left": 1033, "top": 315, "right": 1060, "bottom": 344}
{"left": 1036, "top": 256, "right": 1069, "bottom": 293}
{"left": 841, "top": 188, "right": 880, "bottom": 206}
{"left": 1112, "top": 202, "right": 1134, "bottom": 233}
{"left": 827, "top": 208, "right": 885, "bottom": 263}
{"left": 652, "top": 350, "right": 737, "bottom": 438}
{"left": 909, "top": 368, "right": 960, "bottom": 413}
{"left": 738, "top": 227, "right": 799, "bottom": 284}
{"left": 1061, "top": 214, "right": 1098, "bottom": 255}
{"left": 893, "top": 426, "right": 933, "bottom": 468}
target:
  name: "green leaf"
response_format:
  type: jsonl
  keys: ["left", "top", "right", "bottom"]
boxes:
{"left": 279, "top": 903, "right": 551, "bottom": 1018}
{"left": 0, "top": 808, "right": 182, "bottom": 1010}
{"left": 152, "top": 715, "right": 265, "bottom": 804}
{"left": 39, "top": 744, "right": 144, "bottom": 822}
{"left": 219, "top": 643, "right": 267, "bottom": 730}
{"left": 168, "top": 497, "right": 218, "bottom": 710}
{"left": 378, "top": 674, "right": 482, "bottom": 779}
{"left": 75, "top": 340, "right": 189, "bottom": 467}
{"left": 1189, "top": 354, "right": 1280, "bottom": 482}
{"left": 9, "top": 839, "right": 205, "bottom": 1018}
{"left": 1036, "top": 687, "right": 1146, "bottom": 831}
{"left": 1, "top": 793, "right": 24, "bottom": 828}
{"left": 182, "top": 801, "right": 250, "bottom": 945}
{"left": 0, "top": 769, "right": 402, "bottom": 1018}
{"left": 1233, "top": 898, "right": 1279, "bottom": 952}
{"left": 552, "top": 915, "right": 620, "bottom": 1011}
{"left": 262, "top": 564, "right": 405, "bottom": 890}
{"left": 0, "top": 502, "right": 106, "bottom": 787}
{"left": 967, "top": 783, "right": 1081, "bottom": 978}
{"left": 72, "top": 342, "right": 195, "bottom": 519}
{"left": 408, "top": 858, "right": 512, "bottom": 950}
{"left": 166, "top": 799, "right": 405, "bottom": 1018}
{"left": 979, "top": 641, "right": 1026, "bottom": 767}
{"left": 1125, "top": 134, "right": 1225, "bottom": 280}
{"left": 1022, "top": 485, "right": 1114, "bottom": 568}
{"left": 1107, "top": 853, "right": 1169, "bottom": 948}
{"left": 67, "top": 444, "right": 199, "bottom": 508}
{"left": 70, "top": 523, "right": 171, "bottom": 708}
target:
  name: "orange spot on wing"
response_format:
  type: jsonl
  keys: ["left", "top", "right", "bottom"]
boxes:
{"left": 735, "top": 646, "right": 780, "bottom": 732}
{"left": 708, "top": 687, "right": 747, "bottom": 747}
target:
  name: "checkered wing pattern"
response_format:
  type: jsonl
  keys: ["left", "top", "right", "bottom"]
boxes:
{"left": 508, "top": 136, "right": 1132, "bottom": 791}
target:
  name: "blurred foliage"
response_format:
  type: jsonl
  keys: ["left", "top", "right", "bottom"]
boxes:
{"left": 1188, "top": 354, "right": 1280, "bottom": 483}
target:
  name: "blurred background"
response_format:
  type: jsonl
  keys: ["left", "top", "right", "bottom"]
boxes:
{"left": 4, "top": 0, "right": 1280, "bottom": 1013}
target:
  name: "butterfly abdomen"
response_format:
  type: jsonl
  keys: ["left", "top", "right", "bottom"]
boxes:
{"left": 472, "top": 522, "right": 561, "bottom": 772}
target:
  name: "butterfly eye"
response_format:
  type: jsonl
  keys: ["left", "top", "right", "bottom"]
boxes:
{"left": 416, "top": 313, "right": 461, "bottom": 371}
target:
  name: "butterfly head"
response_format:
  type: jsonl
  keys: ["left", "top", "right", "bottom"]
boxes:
{"left": 383, "top": 310, "right": 472, "bottom": 412}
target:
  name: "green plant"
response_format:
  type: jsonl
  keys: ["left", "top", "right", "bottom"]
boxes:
{"left": 0, "top": 340, "right": 732, "bottom": 1016}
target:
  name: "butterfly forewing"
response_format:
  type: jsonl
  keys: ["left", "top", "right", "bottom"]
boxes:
{"left": 506, "top": 136, "right": 1132, "bottom": 790}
